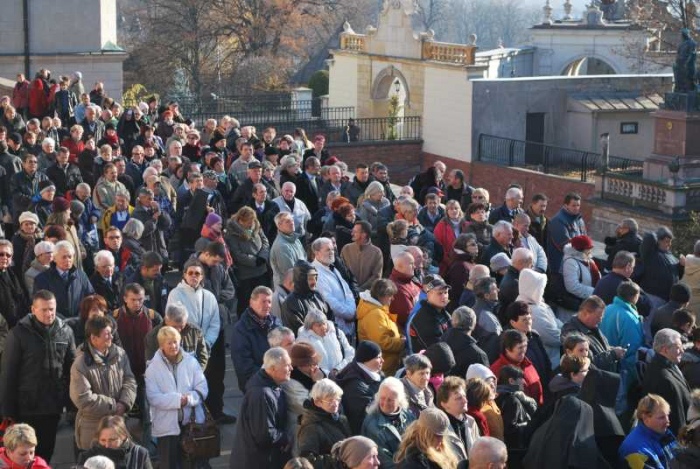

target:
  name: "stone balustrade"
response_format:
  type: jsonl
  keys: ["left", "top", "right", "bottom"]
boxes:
{"left": 421, "top": 41, "right": 476, "bottom": 65}
{"left": 598, "top": 172, "right": 700, "bottom": 215}
{"left": 340, "top": 33, "right": 367, "bottom": 52}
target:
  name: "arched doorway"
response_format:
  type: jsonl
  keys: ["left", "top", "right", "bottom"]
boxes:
{"left": 371, "top": 66, "right": 409, "bottom": 139}
{"left": 562, "top": 56, "right": 616, "bottom": 76}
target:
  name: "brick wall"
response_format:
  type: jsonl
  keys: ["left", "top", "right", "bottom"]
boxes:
{"left": 327, "top": 140, "right": 423, "bottom": 185}
{"left": 421, "top": 152, "right": 596, "bottom": 221}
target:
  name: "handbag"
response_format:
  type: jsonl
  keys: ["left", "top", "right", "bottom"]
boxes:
{"left": 180, "top": 392, "right": 220, "bottom": 460}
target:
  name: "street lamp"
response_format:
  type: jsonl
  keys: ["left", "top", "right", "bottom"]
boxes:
{"left": 394, "top": 80, "right": 400, "bottom": 94}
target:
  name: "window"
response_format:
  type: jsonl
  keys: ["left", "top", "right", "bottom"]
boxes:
{"left": 620, "top": 122, "right": 638, "bottom": 134}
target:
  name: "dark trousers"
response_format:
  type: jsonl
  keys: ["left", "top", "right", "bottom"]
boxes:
{"left": 236, "top": 273, "right": 271, "bottom": 317}
{"left": 21, "top": 414, "right": 61, "bottom": 463}
{"left": 158, "top": 434, "right": 209, "bottom": 469}
{"left": 204, "top": 330, "right": 226, "bottom": 418}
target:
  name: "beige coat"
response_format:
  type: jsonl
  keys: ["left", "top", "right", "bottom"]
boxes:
{"left": 685, "top": 254, "right": 700, "bottom": 317}
{"left": 69, "top": 343, "right": 137, "bottom": 449}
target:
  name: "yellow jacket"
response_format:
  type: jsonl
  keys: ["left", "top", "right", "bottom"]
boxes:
{"left": 356, "top": 291, "right": 405, "bottom": 375}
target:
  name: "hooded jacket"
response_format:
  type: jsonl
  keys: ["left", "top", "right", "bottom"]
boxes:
{"left": 356, "top": 291, "right": 404, "bottom": 375}
{"left": 296, "top": 400, "right": 352, "bottom": 469}
{"left": 281, "top": 261, "right": 334, "bottom": 335}
{"left": 600, "top": 296, "right": 644, "bottom": 383}
{"left": 334, "top": 361, "right": 383, "bottom": 434}
{"left": 517, "top": 269, "right": 562, "bottom": 369}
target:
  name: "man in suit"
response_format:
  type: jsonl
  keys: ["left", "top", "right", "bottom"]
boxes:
{"left": 294, "top": 156, "right": 322, "bottom": 216}
{"left": 248, "top": 183, "right": 280, "bottom": 244}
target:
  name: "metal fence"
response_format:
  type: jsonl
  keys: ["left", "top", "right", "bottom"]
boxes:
{"left": 477, "top": 134, "right": 643, "bottom": 182}
{"left": 190, "top": 105, "right": 356, "bottom": 128}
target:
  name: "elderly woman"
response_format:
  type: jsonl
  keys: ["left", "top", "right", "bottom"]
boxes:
{"left": 281, "top": 342, "right": 325, "bottom": 436}
{"left": 226, "top": 206, "right": 270, "bottom": 316}
{"left": 490, "top": 329, "right": 544, "bottom": 405}
{"left": 279, "top": 154, "right": 301, "bottom": 187}
{"left": 331, "top": 436, "right": 380, "bottom": 469}
{"left": 0, "top": 423, "right": 50, "bottom": 469}
{"left": 24, "top": 240, "right": 54, "bottom": 292}
{"left": 78, "top": 415, "right": 152, "bottom": 469}
{"left": 121, "top": 218, "right": 145, "bottom": 267}
{"left": 619, "top": 394, "right": 679, "bottom": 469}
{"left": 357, "top": 279, "right": 405, "bottom": 375}
{"left": 298, "top": 310, "right": 355, "bottom": 377}
{"left": 357, "top": 181, "right": 390, "bottom": 232}
{"left": 401, "top": 354, "right": 436, "bottom": 419}
{"left": 394, "top": 408, "right": 461, "bottom": 469}
{"left": 166, "top": 259, "right": 220, "bottom": 349}
{"left": 145, "top": 326, "right": 208, "bottom": 468}
{"left": 361, "top": 377, "right": 416, "bottom": 468}
{"left": 11, "top": 211, "right": 43, "bottom": 278}
{"left": 297, "top": 378, "right": 352, "bottom": 469}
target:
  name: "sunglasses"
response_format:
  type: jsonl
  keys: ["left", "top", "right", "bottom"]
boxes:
{"left": 0, "top": 252, "right": 13, "bottom": 258}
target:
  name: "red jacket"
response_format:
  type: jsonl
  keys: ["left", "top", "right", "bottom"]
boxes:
{"left": 434, "top": 218, "right": 458, "bottom": 275}
{"left": 28, "top": 78, "right": 48, "bottom": 118}
{"left": 389, "top": 269, "right": 421, "bottom": 329}
{"left": 12, "top": 80, "right": 30, "bottom": 109}
{"left": 0, "top": 447, "right": 50, "bottom": 468}
{"left": 490, "top": 353, "right": 543, "bottom": 405}
{"left": 61, "top": 137, "right": 85, "bottom": 164}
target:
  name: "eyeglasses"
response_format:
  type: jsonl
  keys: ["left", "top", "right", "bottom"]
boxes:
{"left": 186, "top": 271, "right": 203, "bottom": 277}
{"left": 0, "top": 252, "right": 12, "bottom": 258}
{"left": 25, "top": 160, "right": 38, "bottom": 164}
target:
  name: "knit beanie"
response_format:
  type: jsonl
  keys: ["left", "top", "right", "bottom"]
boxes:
{"left": 205, "top": 213, "right": 222, "bottom": 229}
{"left": 466, "top": 363, "right": 496, "bottom": 382}
{"left": 331, "top": 436, "right": 377, "bottom": 468}
{"left": 39, "top": 180, "right": 56, "bottom": 194}
{"left": 355, "top": 340, "right": 381, "bottom": 363}
{"left": 52, "top": 196, "right": 70, "bottom": 213}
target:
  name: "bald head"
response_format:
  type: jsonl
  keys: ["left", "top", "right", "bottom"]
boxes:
{"left": 469, "top": 436, "right": 507, "bottom": 469}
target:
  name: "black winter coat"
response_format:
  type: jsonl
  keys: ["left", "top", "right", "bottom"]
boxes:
{"left": 397, "top": 447, "right": 443, "bottom": 469}
{"left": 0, "top": 266, "right": 30, "bottom": 328}
{"left": 410, "top": 299, "right": 451, "bottom": 353}
{"left": 334, "top": 361, "right": 383, "bottom": 434}
{"left": 0, "top": 314, "right": 76, "bottom": 418}
{"left": 441, "top": 328, "right": 489, "bottom": 378}
{"left": 639, "top": 231, "right": 684, "bottom": 301}
{"left": 561, "top": 316, "right": 619, "bottom": 373}
{"left": 45, "top": 162, "right": 83, "bottom": 196}
{"left": 77, "top": 440, "right": 153, "bottom": 469}
{"left": 296, "top": 400, "right": 352, "bottom": 469}
{"left": 229, "top": 369, "right": 290, "bottom": 469}
{"left": 281, "top": 260, "right": 334, "bottom": 334}
{"left": 230, "top": 308, "right": 281, "bottom": 392}
{"left": 604, "top": 230, "right": 642, "bottom": 270}
{"left": 495, "top": 385, "right": 538, "bottom": 450}
{"left": 642, "top": 353, "right": 692, "bottom": 435}
{"left": 33, "top": 263, "right": 95, "bottom": 318}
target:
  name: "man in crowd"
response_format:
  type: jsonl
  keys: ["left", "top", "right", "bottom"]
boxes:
{"left": 481, "top": 220, "right": 514, "bottom": 265}
{"left": 295, "top": 156, "right": 322, "bottom": 216}
{"left": 270, "top": 212, "right": 306, "bottom": 288}
{"left": 341, "top": 220, "right": 383, "bottom": 291}
{"left": 547, "top": 192, "right": 586, "bottom": 274}
{"left": 489, "top": 186, "right": 524, "bottom": 225}
{"left": 248, "top": 182, "right": 279, "bottom": 244}
{"left": 499, "top": 247, "right": 534, "bottom": 312}
{"left": 604, "top": 218, "right": 642, "bottom": 270}
{"left": 145, "top": 302, "right": 209, "bottom": 369}
{"left": 526, "top": 193, "right": 548, "bottom": 247}
{"left": 342, "top": 163, "right": 371, "bottom": 206}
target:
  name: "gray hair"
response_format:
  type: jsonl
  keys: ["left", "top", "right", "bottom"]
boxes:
{"left": 122, "top": 218, "right": 144, "bottom": 240}
{"left": 263, "top": 346, "right": 289, "bottom": 369}
{"left": 311, "top": 237, "right": 333, "bottom": 253}
{"left": 76, "top": 182, "right": 91, "bottom": 193}
{"left": 325, "top": 190, "right": 340, "bottom": 204}
{"left": 612, "top": 251, "right": 635, "bottom": 270}
{"left": 369, "top": 376, "right": 409, "bottom": 413}
{"left": 511, "top": 247, "right": 533, "bottom": 265}
{"left": 364, "top": 180, "right": 385, "bottom": 198}
{"left": 493, "top": 220, "right": 513, "bottom": 236}
{"left": 469, "top": 436, "right": 507, "bottom": 467}
{"left": 282, "top": 181, "right": 296, "bottom": 192}
{"left": 506, "top": 187, "right": 523, "bottom": 200}
{"left": 310, "top": 378, "right": 344, "bottom": 402}
{"left": 303, "top": 310, "right": 327, "bottom": 331}
{"left": 451, "top": 306, "right": 477, "bottom": 331}
{"left": 620, "top": 218, "right": 638, "bottom": 233}
{"left": 267, "top": 326, "right": 295, "bottom": 347}
{"left": 54, "top": 240, "right": 75, "bottom": 256}
{"left": 653, "top": 328, "right": 682, "bottom": 353}
{"left": 42, "top": 137, "right": 55, "bottom": 148}
{"left": 93, "top": 250, "right": 114, "bottom": 267}
{"left": 83, "top": 455, "right": 116, "bottom": 469}
{"left": 404, "top": 353, "right": 432, "bottom": 373}
{"left": 165, "top": 302, "right": 188, "bottom": 323}
{"left": 274, "top": 211, "right": 293, "bottom": 226}
{"left": 474, "top": 277, "right": 496, "bottom": 298}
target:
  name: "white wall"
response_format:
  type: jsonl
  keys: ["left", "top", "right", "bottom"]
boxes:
{"left": 328, "top": 54, "right": 359, "bottom": 109}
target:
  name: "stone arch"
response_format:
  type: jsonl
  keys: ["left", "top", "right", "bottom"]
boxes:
{"left": 561, "top": 55, "right": 618, "bottom": 76}
{"left": 371, "top": 65, "right": 411, "bottom": 106}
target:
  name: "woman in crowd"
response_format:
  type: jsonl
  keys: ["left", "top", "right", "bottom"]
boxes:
{"left": 560, "top": 235, "right": 600, "bottom": 320}
{"left": 77, "top": 415, "right": 152, "bottom": 469}
{"left": 490, "top": 329, "right": 543, "bottom": 405}
{"left": 197, "top": 213, "right": 232, "bottom": 267}
{"left": 356, "top": 278, "right": 405, "bottom": 375}
{"left": 433, "top": 200, "right": 465, "bottom": 275}
{"left": 387, "top": 219, "right": 409, "bottom": 260}
{"left": 465, "top": 377, "right": 492, "bottom": 436}
{"left": 121, "top": 218, "right": 145, "bottom": 269}
{"left": 46, "top": 195, "right": 84, "bottom": 269}
{"left": 548, "top": 355, "right": 590, "bottom": 402}
{"left": 281, "top": 342, "right": 325, "bottom": 437}
{"left": 357, "top": 181, "right": 390, "bottom": 233}
{"left": 362, "top": 377, "right": 416, "bottom": 468}
{"left": 394, "top": 407, "right": 461, "bottom": 469}
{"left": 297, "top": 310, "right": 355, "bottom": 377}
{"left": 444, "top": 234, "right": 479, "bottom": 308}
{"left": 0, "top": 423, "right": 50, "bottom": 469}
{"left": 466, "top": 364, "right": 504, "bottom": 441}
{"left": 11, "top": 211, "right": 43, "bottom": 278}
{"left": 24, "top": 240, "right": 54, "bottom": 292}
{"left": 331, "top": 436, "right": 380, "bottom": 469}
{"left": 66, "top": 294, "right": 121, "bottom": 347}
{"left": 504, "top": 301, "right": 552, "bottom": 393}
{"left": 145, "top": 326, "right": 209, "bottom": 468}
{"left": 619, "top": 394, "right": 679, "bottom": 469}
{"left": 401, "top": 353, "right": 436, "bottom": 419}
{"left": 462, "top": 202, "right": 492, "bottom": 253}
{"left": 296, "top": 378, "right": 353, "bottom": 469}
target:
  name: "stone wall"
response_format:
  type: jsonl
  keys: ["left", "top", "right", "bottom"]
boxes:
{"left": 327, "top": 140, "right": 423, "bottom": 185}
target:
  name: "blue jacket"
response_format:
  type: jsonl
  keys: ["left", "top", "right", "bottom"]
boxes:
{"left": 600, "top": 296, "right": 644, "bottom": 382}
{"left": 230, "top": 308, "right": 281, "bottom": 392}
{"left": 619, "top": 422, "right": 678, "bottom": 469}
{"left": 546, "top": 207, "right": 586, "bottom": 274}
{"left": 33, "top": 264, "right": 95, "bottom": 318}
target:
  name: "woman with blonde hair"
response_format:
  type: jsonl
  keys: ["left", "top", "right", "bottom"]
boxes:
{"left": 433, "top": 200, "right": 465, "bottom": 275}
{"left": 0, "top": 423, "right": 50, "bottom": 468}
{"left": 226, "top": 205, "right": 270, "bottom": 316}
{"left": 357, "top": 181, "right": 390, "bottom": 231}
{"left": 619, "top": 394, "right": 679, "bottom": 469}
{"left": 77, "top": 415, "right": 152, "bottom": 469}
{"left": 394, "top": 407, "right": 461, "bottom": 469}
{"left": 46, "top": 196, "right": 85, "bottom": 269}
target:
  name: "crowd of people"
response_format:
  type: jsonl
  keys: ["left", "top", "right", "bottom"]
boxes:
{"left": 0, "top": 69, "right": 699, "bottom": 469}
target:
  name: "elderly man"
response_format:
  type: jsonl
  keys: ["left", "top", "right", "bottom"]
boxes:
{"left": 270, "top": 212, "right": 307, "bottom": 288}
{"left": 642, "top": 328, "right": 692, "bottom": 434}
{"left": 231, "top": 286, "right": 282, "bottom": 392}
{"left": 512, "top": 213, "right": 547, "bottom": 273}
{"left": 0, "top": 290, "right": 76, "bottom": 462}
{"left": 33, "top": 240, "right": 94, "bottom": 318}
{"left": 145, "top": 302, "right": 209, "bottom": 369}
{"left": 639, "top": 227, "right": 685, "bottom": 305}
{"left": 70, "top": 315, "right": 137, "bottom": 451}
{"left": 89, "top": 250, "right": 124, "bottom": 311}
{"left": 389, "top": 251, "right": 421, "bottom": 329}
{"left": 295, "top": 156, "right": 322, "bottom": 215}
{"left": 272, "top": 181, "right": 311, "bottom": 239}
{"left": 604, "top": 218, "right": 642, "bottom": 270}
{"left": 561, "top": 296, "right": 625, "bottom": 373}
{"left": 36, "top": 137, "right": 56, "bottom": 171}
{"left": 442, "top": 306, "right": 488, "bottom": 377}
{"left": 469, "top": 436, "right": 508, "bottom": 469}
{"left": 481, "top": 220, "right": 513, "bottom": 266}
{"left": 409, "top": 276, "right": 452, "bottom": 353}
{"left": 489, "top": 186, "right": 524, "bottom": 225}
{"left": 499, "top": 247, "right": 534, "bottom": 311}
{"left": 229, "top": 347, "right": 292, "bottom": 469}
{"left": 547, "top": 192, "right": 586, "bottom": 273}
{"left": 248, "top": 182, "right": 280, "bottom": 244}
{"left": 312, "top": 237, "right": 357, "bottom": 339}
{"left": 0, "top": 239, "right": 30, "bottom": 328}
{"left": 230, "top": 159, "right": 276, "bottom": 213}
{"left": 267, "top": 326, "right": 296, "bottom": 353}
{"left": 341, "top": 220, "right": 383, "bottom": 291}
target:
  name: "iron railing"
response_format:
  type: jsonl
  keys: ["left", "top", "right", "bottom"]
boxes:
{"left": 477, "top": 134, "right": 643, "bottom": 182}
{"left": 190, "top": 105, "right": 356, "bottom": 127}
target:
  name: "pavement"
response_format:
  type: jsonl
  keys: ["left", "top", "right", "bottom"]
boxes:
{"left": 50, "top": 323, "right": 243, "bottom": 469}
